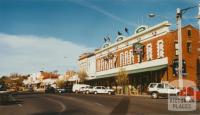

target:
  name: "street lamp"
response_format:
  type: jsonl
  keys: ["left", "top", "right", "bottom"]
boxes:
{"left": 148, "top": 13, "right": 170, "bottom": 20}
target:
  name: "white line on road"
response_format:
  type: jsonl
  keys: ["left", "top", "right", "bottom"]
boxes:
{"left": 95, "top": 102, "right": 104, "bottom": 107}
{"left": 43, "top": 97, "right": 66, "bottom": 112}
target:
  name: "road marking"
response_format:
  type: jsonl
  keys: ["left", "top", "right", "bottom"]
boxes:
{"left": 43, "top": 97, "right": 66, "bottom": 112}
{"left": 95, "top": 102, "right": 104, "bottom": 107}
{"left": 18, "top": 104, "right": 22, "bottom": 107}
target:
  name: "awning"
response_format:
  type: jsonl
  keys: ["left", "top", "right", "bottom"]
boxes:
{"left": 96, "top": 65, "right": 167, "bottom": 79}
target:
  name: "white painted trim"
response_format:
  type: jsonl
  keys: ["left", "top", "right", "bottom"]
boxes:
{"left": 96, "top": 57, "right": 168, "bottom": 77}
{"left": 95, "top": 21, "right": 171, "bottom": 54}
{"left": 96, "top": 31, "right": 168, "bottom": 59}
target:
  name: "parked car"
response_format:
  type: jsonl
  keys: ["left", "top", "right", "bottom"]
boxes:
{"left": 93, "top": 86, "right": 114, "bottom": 95}
{"left": 148, "top": 83, "right": 180, "bottom": 99}
{"left": 45, "top": 86, "right": 56, "bottom": 93}
{"left": 72, "top": 84, "right": 90, "bottom": 93}
{"left": 82, "top": 86, "right": 94, "bottom": 94}
{"left": 179, "top": 87, "right": 200, "bottom": 101}
{"left": 34, "top": 87, "right": 45, "bottom": 93}
{"left": 0, "top": 84, "right": 6, "bottom": 91}
{"left": 56, "top": 87, "right": 72, "bottom": 94}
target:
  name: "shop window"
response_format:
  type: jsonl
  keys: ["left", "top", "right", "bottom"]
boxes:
{"left": 146, "top": 43, "right": 152, "bottom": 60}
{"left": 187, "top": 42, "right": 192, "bottom": 53}
{"left": 157, "top": 40, "right": 164, "bottom": 58}
{"left": 187, "top": 29, "right": 192, "bottom": 37}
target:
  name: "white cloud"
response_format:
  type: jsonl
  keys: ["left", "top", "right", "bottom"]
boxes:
{"left": 71, "top": 0, "right": 138, "bottom": 27}
{"left": 0, "top": 33, "right": 94, "bottom": 76}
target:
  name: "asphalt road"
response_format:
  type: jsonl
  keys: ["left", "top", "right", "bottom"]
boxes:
{"left": 0, "top": 93, "right": 200, "bottom": 115}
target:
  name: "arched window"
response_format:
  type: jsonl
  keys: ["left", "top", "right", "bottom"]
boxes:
{"left": 157, "top": 40, "right": 164, "bottom": 58}
{"left": 125, "top": 51, "right": 128, "bottom": 65}
{"left": 146, "top": 43, "right": 152, "bottom": 60}
{"left": 120, "top": 53, "right": 124, "bottom": 66}
{"left": 129, "top": 50, "right": 133, "bottom": 64}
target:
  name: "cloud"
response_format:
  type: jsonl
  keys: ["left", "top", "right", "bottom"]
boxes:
{"left": 0, "top": 33, "right": 94, "bottom": 76}
{"left": 70, "top": 0, "right": 137, "bottom": 27}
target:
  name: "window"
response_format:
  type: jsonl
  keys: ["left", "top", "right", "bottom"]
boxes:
{"left": 120, "top": 53, "right": 124, "bottom": 66}
{"left": 110, "top": 59, "right": 113, "bottom": 69}
{"left": 174, "top": 42, "right": 178, "bottom": 56}
{"left": 157, "top": 40, "right": 164, "bottom": 58}
{"left": 138, "top": 55, "right": 140, "bottom": 63}
{"left": 129, "top": 50, "right": 133, "bottom": 64}
{"left": 146, "top": 43, "right": 152, "bottom": 60}
{"left": 97, "top": 60, "right": 100, "bottom": 71}
{"left": 157, "top": 84, "right": 164, "bottom": 89}
{"left": 125, "top": 51, "right": 128, "bottom": 65}
{"left": 187, "top": 42, "right": 192, "bottom": 53}
{"left": 113, "top": 55, "right": 117, "bottom": 68}
{"left": 187, "top": 29, "right": 192, "bottom": 37}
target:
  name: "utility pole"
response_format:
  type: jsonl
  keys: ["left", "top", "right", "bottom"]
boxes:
{"left": 176, "top": 5, "right": 197, "bottom": 89}
{"left": 197, "top": 2, "right": 200, "bottom": 60}
{"left": 176, "top": 8, "right": 183, "bottom": 89}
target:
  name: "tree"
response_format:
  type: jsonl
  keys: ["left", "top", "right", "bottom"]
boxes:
{"left": 78, "top": 69, "right": 88, "bottom": 83}
{"left": 115, "top": 68, "right": 129, "bottom": 94}
{"left": 56, "top": 80, "right": 65, "bottom": 88}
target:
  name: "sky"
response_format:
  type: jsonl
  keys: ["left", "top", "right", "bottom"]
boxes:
{"left": 0, "top": 0, "right": 199, "bottom": 76}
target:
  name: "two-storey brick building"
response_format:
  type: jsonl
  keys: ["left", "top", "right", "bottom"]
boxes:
{"left": 78, "top": 21, "right": 200, "bottom": 93}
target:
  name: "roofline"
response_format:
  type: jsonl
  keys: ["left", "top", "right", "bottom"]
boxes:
{"left": 170, "top": 24, "right": 199, "bottom": 32}
{"left": 95, "top": 21, "right": 171, "bottom": 54}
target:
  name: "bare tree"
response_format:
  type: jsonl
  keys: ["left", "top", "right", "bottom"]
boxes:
{"left": 115, "top": 68, "right": 129, "bottom": 94}
{"left": 78, "top": 69, "right": 88, "bottom": 83}
{"left": 56, "top": 80, "right": 65, "bottom": 88}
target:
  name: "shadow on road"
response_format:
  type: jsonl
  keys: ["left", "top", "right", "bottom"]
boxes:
{"left": 0, "top": 100, "right": 23, "bottom": 106}
{"left": 110, "top": 97, "right": 130, "bottom": 115}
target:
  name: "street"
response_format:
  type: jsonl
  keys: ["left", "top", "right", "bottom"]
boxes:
{"left": 0, "top": 93, "right": 199, "bottom": 115}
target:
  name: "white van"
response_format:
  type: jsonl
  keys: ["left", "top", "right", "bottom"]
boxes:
{"left": 72, "top": 84, "right": 89, "bottom": 93}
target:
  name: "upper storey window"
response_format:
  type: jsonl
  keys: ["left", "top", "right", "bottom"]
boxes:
{"left": 120, "top": 53, "right": 124, "bottom": 66}
{"left": 146, "top": 43, "right": 152, "bottom": 61}
{"left": 157, "top": 40, "right": 164, "bottom": 58}
{"left": 187, "top": 29, "right": 192, "bottom": 37}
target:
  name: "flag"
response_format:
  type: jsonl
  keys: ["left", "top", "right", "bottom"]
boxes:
{"left": 118, "top": 31, "right": 122, "bottom": 35}
{"left": 104, "top": 37, "right": 107, "bottom": 42}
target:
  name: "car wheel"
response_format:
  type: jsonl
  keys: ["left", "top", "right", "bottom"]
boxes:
{"left": 94, "top": 91, "right": 97, "bottom": 95}
{"left": 108, "top": 91, "right": 111, "bottom": 95}
{"left": 86, "top": 91, "right": 89, "bottom": 94}
{"left": 75, "top": 90, "right": 78, "bottom": 93}
{"left": 151, "top": 92, "right": 158, "bottom": 99}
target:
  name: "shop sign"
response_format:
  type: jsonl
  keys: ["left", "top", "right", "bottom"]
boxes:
{"left": 133, "top": 43, "right": 144, "bottom": 55}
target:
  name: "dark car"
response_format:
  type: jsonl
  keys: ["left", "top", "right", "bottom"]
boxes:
{"left": 45, "top": 86, "right": 56, "bottom": 93}
{"left": 0, "top": 84, "right": 6, "bottom": 91}
{"left": 56, "top": 87, "right": 72, "bottom": 93}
